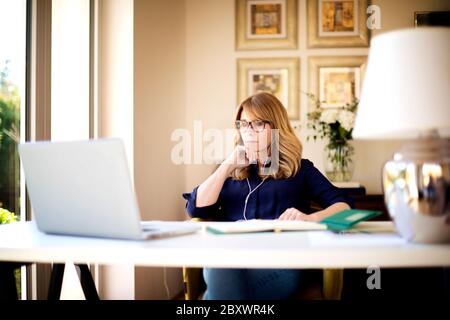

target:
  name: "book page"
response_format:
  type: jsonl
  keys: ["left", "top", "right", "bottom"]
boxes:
{"left": 205, "top": 219, "right": 326, "bottom": 234}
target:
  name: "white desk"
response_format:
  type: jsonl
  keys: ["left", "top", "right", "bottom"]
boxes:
{"left": 1, "top": 221, "right": 449, "bottom": 269}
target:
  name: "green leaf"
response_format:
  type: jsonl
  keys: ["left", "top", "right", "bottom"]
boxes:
{"left": 0, "top": 208, "right": 17, "bottom": 224}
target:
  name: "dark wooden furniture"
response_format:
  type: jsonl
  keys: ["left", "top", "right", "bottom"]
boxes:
{"left": 311, "top": 185, "right": 390, "bottom": 221}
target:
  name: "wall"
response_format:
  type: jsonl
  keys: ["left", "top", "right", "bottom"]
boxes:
{"left": 98, "top": 0, "right": 134, "bottom": 164}
{"left": 97, "top": 0, "right": 135, "bottom": 299}
{"left": 184, "top": 0, "right": 372, "bottom": 192}
{"left": 183, "top": 0, "right": 450, "bottom": 194}
{"left": 185, "top": 0, "right": 237, "bottom": 195}
{"left": 372, "top": 0, "right": 450, "bottom": 37}
{"left": 356, "top": 0, "right": 450, "bottom": 192}
{"left": 133, "top": 0, "right": 186, "bottom": 299}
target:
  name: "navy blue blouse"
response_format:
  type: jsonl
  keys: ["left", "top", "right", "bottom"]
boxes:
{"left": 182, "top": 159, "right": 352, "bottom": 221}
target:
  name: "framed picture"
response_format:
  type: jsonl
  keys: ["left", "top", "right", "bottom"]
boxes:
{"left": 307, "top": 0, "right": 369, "bottom": 48}
{"left": 237, "top": 57, "right": 300, "bottom": 119}
{"left": 236, "top": 0, "right": 298, "bottom": 50}
{"left": 415, "top": 11, "right": 450, "bottom": 27}
{"left": 308, "top": 56, "right": 366, "bottom": 108}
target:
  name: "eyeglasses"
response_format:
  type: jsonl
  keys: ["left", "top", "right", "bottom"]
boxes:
{"left": 235, "top": 119, "right": 268, "bottom": 132}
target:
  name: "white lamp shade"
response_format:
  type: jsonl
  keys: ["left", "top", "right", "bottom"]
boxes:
{"left": 353, "top": 28, "right": 450, "bottom": 139}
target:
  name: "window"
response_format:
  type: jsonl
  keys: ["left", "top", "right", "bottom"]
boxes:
{"left": 0, "top": 0, "right": 27, "bottom": 298}
{"left": 51, "top": 0, "right": 90, "bottom": 141}
{"left": 0, "top": 0, "right": 94, "bottom": 299}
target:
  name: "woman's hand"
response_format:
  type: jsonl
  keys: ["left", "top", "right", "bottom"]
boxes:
{"left": 223, "top": 145, "right": 250, "bottom": 173}
{"left": 197, "top": 146, "right": 249, "bottom": 208}
{"left": 244, "top": 141, "right": 259, "bottom": 164}
{"left": 279, "top": 202, "right": 350, "bottom": 222}
{"left": 278, "top": 208, "right": 319, "bottom": 222}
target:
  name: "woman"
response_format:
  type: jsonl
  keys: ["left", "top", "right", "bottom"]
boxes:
{"left": 183, "top": 92, "right": 351, "bottom": 300}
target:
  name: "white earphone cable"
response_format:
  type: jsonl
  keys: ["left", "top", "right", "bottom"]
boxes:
{"left": 243, "top": 177, "right": 266, "bottom": 220}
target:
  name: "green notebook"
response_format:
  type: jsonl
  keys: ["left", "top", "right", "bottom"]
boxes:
{"left": 320, "top": 209, "right": 382, "bottom": 231}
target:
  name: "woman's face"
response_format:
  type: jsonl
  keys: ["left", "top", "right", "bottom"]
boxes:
{"left": 239, "top": 108, "right": 272, "bottom": 154}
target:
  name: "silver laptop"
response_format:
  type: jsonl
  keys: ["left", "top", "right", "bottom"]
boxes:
{"left": 18, "top": 138, "right": 200, "bottom": 240}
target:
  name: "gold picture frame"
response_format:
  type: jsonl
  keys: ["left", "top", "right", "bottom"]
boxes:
{"left": 237, "top": 57, "right": 300, "bottom": 120}
{"left": 307, "top": 0, "right": 369, "bottom": 48}
{"left": 308, "top": 56, "right": 366, "bottom": 109}
{"left": 236, "top": 0, "right": 298, "bottom": 50}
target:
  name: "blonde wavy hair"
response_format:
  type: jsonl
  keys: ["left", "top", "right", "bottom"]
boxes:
{"left": 232, "top": 92, "right": 302, "bottom": 180}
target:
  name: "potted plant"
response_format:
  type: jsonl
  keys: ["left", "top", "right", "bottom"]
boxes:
{"left": 0, "top": 207, "right": 20, "bottom": 298}
{"left": 306, "top": 93, "right": 358, "bottom": 182}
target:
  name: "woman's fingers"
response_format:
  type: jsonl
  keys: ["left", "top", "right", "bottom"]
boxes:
{"left": 279, "top": 208, "right": 295, "bottom": 220}
{"left": 278, "top": 212, "right": 287, "bottom": 220}
{"left": 245, "top": 141, "right": 258, "bottom": 164}
{"left": 279, "top": 208, "right": 310, "bottom": 221}
{"left": 279, "top": 213, "right": 288, "bottom": 220}
{"left": 236, "top": 146, "right": 248, "bottom": 166}
{"left": 288, "top": 213, "right": 298, "bottom": 220}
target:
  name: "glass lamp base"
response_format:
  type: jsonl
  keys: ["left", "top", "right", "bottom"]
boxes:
{"left": 383, "top": 133, "right": 450, "bottom": 243}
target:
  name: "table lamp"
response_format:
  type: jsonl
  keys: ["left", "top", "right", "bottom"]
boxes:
{"left": 353, "top": 27, "right": 450, "bottom": 243}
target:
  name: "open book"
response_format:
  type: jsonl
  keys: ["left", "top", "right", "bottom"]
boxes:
{"left": 202, "top": 209, "right": 384, "bottom": 234}
{"left": 204, "top": 219, "right": 327, "bottom": 235}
